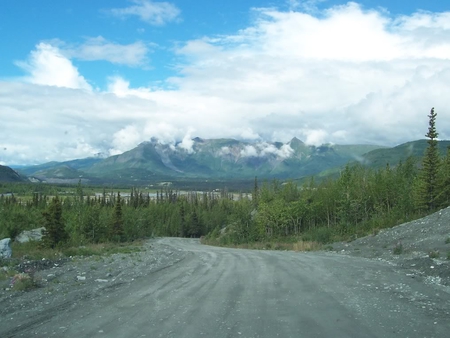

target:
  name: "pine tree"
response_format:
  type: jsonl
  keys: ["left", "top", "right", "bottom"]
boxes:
{"left": 110, "top": 192, "right": 125, "bottom": 242}
{"left": 179, "top": 201, "right": 186, "bottom": 237}
{"left": 436, "top": 146, "right": 450, "bottom": 207}
{"left": 253, "top": 176, "right": 259, "bottom": 208}
{"left": 42, "top": 196, "right": 68, "bottom": 248}
{"left": 418, "top": 107, "right": 440, "bottom": 211}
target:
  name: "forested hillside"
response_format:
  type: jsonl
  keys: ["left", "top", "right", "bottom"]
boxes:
{"left": 0, "top": 165, "right": 25, "bottom": 182}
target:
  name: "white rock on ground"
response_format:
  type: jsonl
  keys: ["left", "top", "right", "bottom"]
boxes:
{"left": 0, "top": 238, "right": 12, "bottom": 258}
{"left": 15, "top": 227, "right": 45, "bottom": 243}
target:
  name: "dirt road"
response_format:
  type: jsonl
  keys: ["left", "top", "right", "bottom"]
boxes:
{"left": 2, "top": 237, "right": 449, "bottom": 338}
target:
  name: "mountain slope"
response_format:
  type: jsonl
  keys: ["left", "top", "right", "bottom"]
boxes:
{"left": 361, "top": 139, "right": 450, "bottom": 169}
{"left": 17, "top": 138, "right": 385, "bottom": 183}
{"left": 0, "top": 165, "right": 26, "bottom": 182}
{"left": 86, "top": 138, "right": 383, "bottom": 180}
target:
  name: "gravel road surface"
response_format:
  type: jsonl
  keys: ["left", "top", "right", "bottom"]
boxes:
{"left": 2, "top": 237, "right": 449, "bottom": 338}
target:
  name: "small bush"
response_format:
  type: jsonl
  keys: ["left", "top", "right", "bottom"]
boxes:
{"left": 293, "top": 241, "right": 322, "bottom": 252}
{"left": 0, "top": 268, "right": 18, "bottom": 282}
{"left": 445, "top": 237, "right": 450, "bottom": 244}
{"left": 429, "top": 250, "right": 440, "bottom": 259}
{"left": 447, "top": 251, "right": 450, "bottom": 260}
{"left": 393, "top": 242, "right": 403, "bottom": 255}
{"left": 10, "top": 273, "right": 36, "bottom": 291}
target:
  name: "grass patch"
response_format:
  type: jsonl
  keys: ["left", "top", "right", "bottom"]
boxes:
{"left": 62, "top": 242, "right": 143, "bottom": 257}
{"left": 429, "top": 250, "right": 440, "bottom": 259}
{"left": 201, "top": 237, "right": 322, "bottom": 252}
{"left": 11, "top": 241, "right": 61, "bottom": 260}
{"left": 392, "top": 242, "right": 404, "bottom": 255}
{"left": 0, "top": 267, "right": 19, "bottom": 282}
{"left": 10, "top": 240, "right": 144, "bottom": 260}
{"left": 10, "top": 273, "right": 36, "bottom": 291}
{"left": 292, "top": 241, "right": 322, "bottom": 252}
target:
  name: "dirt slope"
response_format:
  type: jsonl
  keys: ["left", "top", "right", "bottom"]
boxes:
{"left": 332, "top": 206, "right": 450, "bottom": 286}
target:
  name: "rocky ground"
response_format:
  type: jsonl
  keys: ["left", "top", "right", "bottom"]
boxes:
{"left": 0, "top": 240, "right": 187, "bottom": 336}
{"left": 0, "top": 207, "right": 449, "bottom": 337}
{"left": 331, "top": 206, "right": 450, "bottom": 287}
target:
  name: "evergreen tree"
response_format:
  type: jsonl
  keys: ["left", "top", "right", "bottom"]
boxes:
{"left": 418, "top": 107, "right": 440, "bottom": 211}
{"left": 179, "top": 201, "right": 186, "bottom": 237}
{"left": 42, "top": 196, "right": 68, "bottom": 248}
{"left": 253, "top": 176, "right": 259, "bottom": 208}
{"left": 436, "top": 147, "right": 450, "bottom": 207}
{"left": 110, "top": 192, "right": 125, "bottom": 242}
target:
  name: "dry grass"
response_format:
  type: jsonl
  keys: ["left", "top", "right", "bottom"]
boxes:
{"left": 11, "top": 241, "right": 62, "bottom": 260}
{"left": 292, "top": 241, "right": 323, "bottom": 252}
{"left": 202, "top": 239, "right": 323, "bottom": 252}
{"left": 10, "top": 272, "right": 36, "bottom": 291}
{"left": 10, "top": 240, "right": 144, "bottom": 260}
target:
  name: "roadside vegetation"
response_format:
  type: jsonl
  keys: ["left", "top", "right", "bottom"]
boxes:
{"left": 0, "top": 108, "right": 449, "bottom": 253}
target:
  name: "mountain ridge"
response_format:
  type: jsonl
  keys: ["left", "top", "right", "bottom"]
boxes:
{"left": 14, "top": 137, "right": 384, "bottom": 184}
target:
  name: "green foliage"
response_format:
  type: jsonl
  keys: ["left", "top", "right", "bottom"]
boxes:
{"left": 417, "top": 108, "right": 441, "bottom": 211}
{"left": 41, "top": 196, "right": 68, "bottom": 248}
{"left": 436, "top": 147, "right": 450, "bottom": 207}
{"left": 429, "top": 250, "right": 440, "bottom": 259}
{"left": 110, "top": 192, "right": 125, "bottom": 242}
{"left": 11, "top": 273, "right": 36, "bottom": 291}
{"left": 393, "top": 242, "right": 404, "bottom": 255}
{"left": 445, "top": 237, "right": 450, "bottom": 244}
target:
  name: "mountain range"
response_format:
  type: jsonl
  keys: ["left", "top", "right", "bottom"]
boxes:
{"left": 4, "top": 138, "right": 450, "bottom": 185}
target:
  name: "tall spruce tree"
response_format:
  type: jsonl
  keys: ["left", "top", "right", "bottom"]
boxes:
{"left": 436, "top": 147, "right": 450, "bottom": 207}
{"left": 42, "top": 196, "right": 68, "bottom": 248}
{"left": 418, "top": 107, "right": 440, "bottom": 211}
{"left": 111, "top": 192, "right": 125, "bottom": 242}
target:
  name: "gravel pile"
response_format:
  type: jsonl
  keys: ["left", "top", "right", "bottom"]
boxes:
{"left": 332, "top": 207, "right": 450, "bottom": 286}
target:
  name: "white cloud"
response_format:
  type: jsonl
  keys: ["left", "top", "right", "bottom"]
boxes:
{"left": 15, "top": 43, "right": 92, "bottom": 91}
{"left": 110, "top": 125, "right": 143, "bottom": 155}
{"left": 303, "top": 129, "right": 328, "bottom": 146}
{"left": 66, "top": 37, "right": 149, "bottom": 66}
{"left": 287, "top": 0, "right": 325, "bottom": 13}
{"left": 3, "top": 3, "right": 450, "bottom": 165}
{"left": 109, "top": 0, "right": 181, "bottom": 26}
{"left": 239, "top": 128, "right": 260, "bottom": 140}
{"left": 178, "top": 130, "right": 195, "bottom": 153}
{"left": 260, "top": 143, "right": 294, "bottom": 158}
{"left": 240, "top": 145, "right": 258, "bottom": 158}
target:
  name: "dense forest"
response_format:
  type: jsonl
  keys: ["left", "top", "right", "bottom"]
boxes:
{"left": 0, "top": 109, "right": 449, "bottom": 249}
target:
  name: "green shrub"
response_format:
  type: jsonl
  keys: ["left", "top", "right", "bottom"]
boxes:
{"left": 11, "top": 273, "right": 36, "bottom": 291}
{"left": 393, "top": 242, "right": 403, "bottom": 255}
{"left": 429, "top": 250, "right": 440, "bottom": 259}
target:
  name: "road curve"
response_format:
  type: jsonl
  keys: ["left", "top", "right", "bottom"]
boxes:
{"left": 17, "top": 238, "right": 450, "bottom": 337}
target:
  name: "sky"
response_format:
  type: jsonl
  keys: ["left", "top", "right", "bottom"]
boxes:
{"left": 1, "top": 0, "right": 450, "bottom": 165}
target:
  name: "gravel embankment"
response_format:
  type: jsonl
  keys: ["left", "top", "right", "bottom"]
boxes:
{"left": 332, "top": 206, "right": 450, "bottom": 286}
